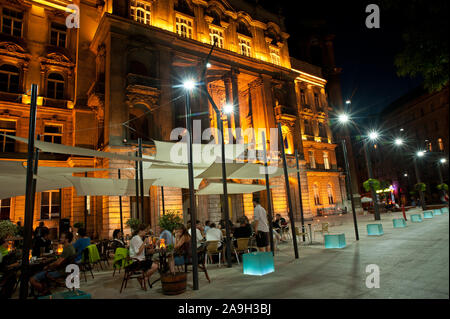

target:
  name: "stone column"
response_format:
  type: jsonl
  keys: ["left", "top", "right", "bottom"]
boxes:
{"left": 230, "top": 68, "right": 241, "bottom": 141}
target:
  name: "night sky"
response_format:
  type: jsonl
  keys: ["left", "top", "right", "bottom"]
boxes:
{"left": 258, "top": 0, "right": 422, "bottom": 116}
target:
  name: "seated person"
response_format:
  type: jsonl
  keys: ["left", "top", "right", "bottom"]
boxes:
{"left": 203, "top": 220, "right": 211, "bottom": 234}
{"left": 129, "top": 225, "right": 159, "bottom": 285}
{"left": 32, "top": 229, "right": 51, "bottom": 257}
{"left": 72, "top": 228, "right": 91, "bottom": 263}
{"left": 232, "top": 221, "right": 253, "bottom": 248}
{"left": 111, "top": 229, "right": 126, "bottom": 250}
{"left": 29, "top": 232, "right": 76, "bottom": 294}
{"left": 205, "top": 223, "right": 223, "bottom": 248}
{"left": 187, "top": 221, "right": 204, "bottom": 248}
{"left": 169, "top": 224, "right": 191, "bottom": 273}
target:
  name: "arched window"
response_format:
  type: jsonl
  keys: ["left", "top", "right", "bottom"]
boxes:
{"left": 0, "top": 64, "right": 20, "bottom": 93}
{"left": 238, "top": 36, "right": 251, "bottom": 57}
{"left": 313, "top": 184, "right": 321, "bottom": 205}
{"left": 237, "top": 21, "right": 251, "bottom": 37}
{"left": 327, "top": 184, "right": 334, "bottom": 204}
{"left": 209, "top": 27, "right": 224, "bottom": 48}
{"left": 46, "top": 73, "right": 65, "bottom": 99}
{"left": 129, "top": 60, "right": 148, "bottom": 76}
{"left": 130, "top": 0, "right": 151, "bottom": 25}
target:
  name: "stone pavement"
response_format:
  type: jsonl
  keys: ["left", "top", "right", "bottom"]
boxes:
{"left": 34, "top": 207, "right": 450, "bottom": 299}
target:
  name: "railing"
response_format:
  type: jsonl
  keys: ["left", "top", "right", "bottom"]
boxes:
{"left": 306, "top": 163, "right": 339, "bottom": 171}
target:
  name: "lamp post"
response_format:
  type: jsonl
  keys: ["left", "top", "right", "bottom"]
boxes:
{"left": 341, "top": 139, "right": 359, "bottom": 240}
{"left": 182, "top": 79, "right": 199, "bottom": 290}
{"left": 414, "top": 151, "right": 427, "bottom": 211}
{"left": 438, "top": 158, "right": 447, "bottom": 203}
{"left": 200, "top": 39, "right": 233, "bottom": 268}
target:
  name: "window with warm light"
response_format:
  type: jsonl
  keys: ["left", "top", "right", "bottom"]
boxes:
{"left": 43, "top": 124, "right": 63, "bottom": 144}
{"left": 0, "top": 64, "right": 20, "bottom": 93}
{"left": 308, "top": 150, "right": 316, "bottom": 169}
{"left": 50, "top": 23, "right": 67, "bottom": 48}
{"left": 327, "top": 184, "right": 334, "bottom": 204}
{"left": 239, "top": 36, "right": 251, "bottom": 57}
{"left": 438, "top": 138, "right": 444, "bottom": 151}
{"left": 1, "top": 8, "right": 22, "bottom": 37}
{"left": 176, "top": 15, "right": 193, "bottom": 39}
{"left": 209, "top": 27, "right": 224, "bottom": 48}
{"left": 40, "top": 191, "right": 60, "bottom": 220}
{"left": 300, "top": 89, "right": 307, "bottom": 106}
{"left": 313, "top": 184, "right": 321, "bottom": 205}
{"left": 314, "top": 93, "right": 320, "bottom": 109}
{"left": 0, "top": 119, "right": 16, "bottom": 152}
{"left": 0, "top": 198, "right": 11, "bottom": 220}
{"left": 130, "top": 0, "right": 151, "bottom": 25}
{"left": 270, "top": 46, "right": 281, "bottom": 66}
{"left": 323, "top": 152, "right": 330, "bottom": 170}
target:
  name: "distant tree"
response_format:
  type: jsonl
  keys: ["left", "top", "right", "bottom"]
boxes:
{"left": 384, "top": 0, "right": 449, "bottom": 92}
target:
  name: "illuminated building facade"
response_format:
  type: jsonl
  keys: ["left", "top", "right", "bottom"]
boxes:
{"left": 0, "top": 0, "right": 346, "bottom": 238}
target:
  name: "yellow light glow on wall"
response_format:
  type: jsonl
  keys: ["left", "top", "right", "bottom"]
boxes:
{"left": 67, "top": 101, "right": 74, "bottom": 109}
{"left": 302, "top": 135, "right": 307, "bottom": 140}
{"left": 22, "top": 95, "right": 44, "bottom": 106}
{"left": 154, "top": 20, "right": 173, "bottom": 32}
{"left": 314, "top": 137, "right": 321, "bottom": 143}
{"left": 32, "top": 0, "right": 76, "bottom": 13}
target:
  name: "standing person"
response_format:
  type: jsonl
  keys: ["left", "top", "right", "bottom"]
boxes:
{"left": 34, "top": 222, "right": 49, "bottom": 240}
{"left": 129, "top": 224, "right": 159, "bottom": 284}
{"left": 169, "top": 224, "right": 192, "bottom": 273}
{"left": 253, "top": 198, "right": 270, "bottom": 252}
{"left": 72, "top": 228, "right": 91, "bottom": 264}
{"left": 203, "top": 221, "right": 211, "bottom": 234}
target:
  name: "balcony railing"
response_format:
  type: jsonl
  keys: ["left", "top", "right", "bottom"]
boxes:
{"left": 306, "top": 163, "right": 339, "bottom": 171}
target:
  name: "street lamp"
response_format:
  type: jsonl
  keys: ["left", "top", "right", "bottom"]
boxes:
{"left": 337, "top": 113, "right": 350, "bottom": 124}
{"left": 363, "top": 130, "right": 382, "bottom": 220}
{"left": 440, "top": 158, "right": 447, "bottom": 164}
{"left": 345, "top": 100, "right": 351, "bottom": 105}
{"left": 223, "top": 103, "right": 233, "bottom": 114}
{"left": 368, "top": 131, "right": 379, "bottom": 141}
{"left": 394, "top": 138, "right": 404, "bottom": 146}
{"left": 416, "top": 150, "right": 425, "bottom": 157}
{"left": 413, "top": 150, "right": 427, "bottom": 210}
{"left": 182, "top": 78, "right": 199, "bottom": 290}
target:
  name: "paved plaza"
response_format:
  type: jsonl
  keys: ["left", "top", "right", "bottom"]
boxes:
{"left": 32, "top": 208, "right": 449, "bottom": 299}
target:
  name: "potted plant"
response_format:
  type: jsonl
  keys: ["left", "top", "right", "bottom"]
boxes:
{"left": 126, "top": 218, "right": 142, "bottom": 234}
{"left": 158, "top": 211, "right": 183, "bottom": 233}
{"left": 158, "top": 242, "right": 187, "bottom": 295}
{"left": 437, "top": 183, "right": 448, "bottom": 192}
{"left": 0, "top": 220, "right": 17, "bottom": 241}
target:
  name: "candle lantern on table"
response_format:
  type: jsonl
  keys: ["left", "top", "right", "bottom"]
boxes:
{"left": 7, "top": 241, "right": 13, "bottom": 252}
{"left": 57, "top": 244, "right": 63, "bottom": 255}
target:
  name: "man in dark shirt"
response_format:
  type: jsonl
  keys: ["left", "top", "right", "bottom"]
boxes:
{"left": 32, "top": 229, "right": 52, "bottom": 257}
{"left": 232, "top": 220, "right": 253, "bottom": 248}
{"left": 34, "top": 222, "right": 49, "bottom": 240}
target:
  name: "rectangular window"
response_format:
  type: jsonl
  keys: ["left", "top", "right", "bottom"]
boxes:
{"left": 323, "top": 152, "right": 330, "bottom": 170}
{"left": 238, "top": 37, "right": 251, "bottom": 57}
{"left": 438, "top": 138, "right": 444, "bottom": 151}
{"left": 308, "top": 150, "right": 316, "bottom": 169}
{"left": 0, "top": 119, "right": 16, "bottom": 152}
{"left": 1, "top": 8, "right": 23, "bottom": 37}
{"left": 314, "top": 93, "right": 320, "bottom": 109}
{"left": 130, "top": 0, "right": 151, "bottom": 25}
{"left": 176, "top": 15, "right": 193, "bottom": 39}
{"left": 300, "top": 89, "right": 307, "bottom": 106}
{"left": 209, "top": 27, "right": 224, "bottom": 48}
{"left": 50, "top": 23, "right": 67, "bottom": 47}
{"left": 40, "top": 191, "right": 60, "bottom": 220}
{"left": 0, "top": 198, "right": 11, "bottom": 220}
{"left": 43, "top": 124, "right": 63, "bottom": 144}
{"left": 270, "top": 47, "right": 281, "bottom": 66}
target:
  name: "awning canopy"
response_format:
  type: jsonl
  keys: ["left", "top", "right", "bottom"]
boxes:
{"left": 153, "top": 140, "right": 247, "bottom": 166}
{"left": 66, "top": 177, "right": 157, "bottom": 196}
{"left": 0, "top": 161, "right": 113, "bottom": 176}
{"left": 2, "top": 134, "right": 165, "bottom": 163}
{"left": 196, "top": 162, "right": 298, "bottom": 180}
{"left": 196, "top": 183, "right": 276, "bottom": 195}
{"left": 0, "top": 175, "right": 74, "bottom": 200}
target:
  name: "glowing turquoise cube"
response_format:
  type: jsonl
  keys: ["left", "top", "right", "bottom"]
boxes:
{"left": 367, "top": 224, "right": 384, "bottom": 236}
{"left": 393, "top": 218, "right": 407, "bottom": 228}
{"left": 324, "top": 233, "right": 346, "bottom": 248}
{"left": 242, "top": 252, "right": 274, "bottom": 276}
{"left": 441, "top": 207, "right": 448, "bottom": 214}
{"left": 423, "top": 211, "right": 433, "bottom": 219}
{"left": 433, "top": 209, "right": 442, "bottom": 216}
{"left": 411, "top": 214, "right": 423, "bottom": 222}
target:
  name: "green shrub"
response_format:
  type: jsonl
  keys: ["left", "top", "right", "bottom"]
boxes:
{"left": 159, "top": 210, "right": 183, "bottom": 233}
{"left": 363, "top": 178, "right": 381, "bottom": 192}
{"left": 437, "top": 183, "right": 448, "bottom": 191}
{"left": 0, "top": 220, "right": 17, "bottom": 240}
{"left": 415, "top": 183, "right": 426, "bottom": 192}
{"left": 126, "top": 218, "right": 142, "bottom": 233}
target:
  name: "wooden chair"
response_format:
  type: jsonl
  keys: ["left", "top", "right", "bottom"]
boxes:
{"left": 97, "top": 240, "right": 110, "bottom": 268}
{"left": 120, "top": 257, "right": 151, "bottom": 293}
{"left": 233, "top": 238, "right": 250, "bottom": 264}
{"left": 313, "top": 222, "right": 329, "bottom": 240}
{"left": 205, "top": 241, "right": 221, "bottom": 267}
{"left": 182, "top": 246, "right": 210, "bottom": 283}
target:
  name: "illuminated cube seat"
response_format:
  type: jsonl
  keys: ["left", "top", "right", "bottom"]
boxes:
{"left": 367, "top": 224, "right": 384, "bottom": 236}
{"left": 393, "top": 218, "right": 407, "bottom": 228}
{"left": 324, "top": 233, "right": 346, "bottom": 249}
{"left": 423, "top": 211, "right": 433, "bottom": 219}
{"left": 38, "top": 290, "right": 91, "bottom": 299}
{"left": 242, "top": 252, "right": 274, "bottom": 276}
{"left": 433, "top": 209, "right": 442, "bottom": 216}
{"left": 410, "top": 214, "right": 423, "bottom": 222}
{"left": 440, "top": 207, "right": 448, "bottom": 214}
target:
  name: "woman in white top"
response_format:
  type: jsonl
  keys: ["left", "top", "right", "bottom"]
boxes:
{"left": 129, "top": 225, "right": 159, "bottom": 284}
